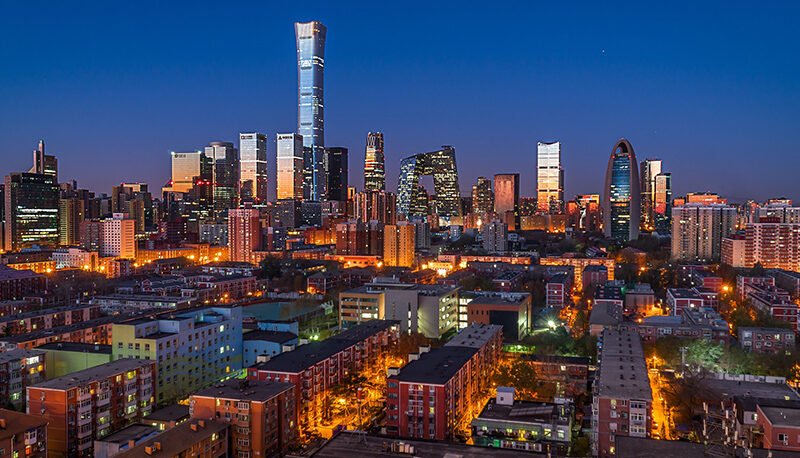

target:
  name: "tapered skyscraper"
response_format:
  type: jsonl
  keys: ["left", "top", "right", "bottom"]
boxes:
{"left": 364, "top": 132, "right": 385, "bottom": 191}
{"left": 603, "top": 138, "right": 641, "bottom": 241}
{"left": 295, "top": 21, "right": 326, "bottom": 200}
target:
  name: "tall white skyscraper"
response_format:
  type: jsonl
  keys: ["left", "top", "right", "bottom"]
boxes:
{"left": 239, "top": 133, "right": 268, "bottom": 204}
{"left": 537, "top": 141, "right": 564, "bottom": 213}
{"left": 295, "top": 21, "right": 326, "bottom": 200}
{"left": 276, "top": 133, "right": 305, "bottom": 200}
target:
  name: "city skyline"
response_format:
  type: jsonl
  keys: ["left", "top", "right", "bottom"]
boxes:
{"left": 2, "top": 3, "right": 799, "bottom": 202}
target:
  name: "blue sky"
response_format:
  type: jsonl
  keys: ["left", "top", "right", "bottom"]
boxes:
{"left": 1, "top": 1, "right": 798, "bottom": 202}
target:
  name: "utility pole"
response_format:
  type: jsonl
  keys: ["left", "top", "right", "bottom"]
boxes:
{"left": 680, "top": 346, "right": 687, "bottom": 377}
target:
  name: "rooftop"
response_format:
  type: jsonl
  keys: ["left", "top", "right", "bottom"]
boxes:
{"left": 583, "top": 264, "right": 608, "bottom": 272}
{"left": 0, "top": 409, "right": 48, "bottom": 440}
{"left": 313, "top": 431, "right": 546, "bottom": 457}
{"left": 35, "top": 342, "right": 112, "bottom": 354}
{"left": 114, "top": 419, "right": 229, "bottom": 458}
{"left": 615, "top": 436, "right": 799, "bottom": 458}
{"left": 595, "top": 329, "right": 652, "bottom": 401}
{"left": 546, "top": 272, "right": 571, "bottom": 284}
{"left": 589, "top": 301, "right": 622, "bottom": 326}
{"left": 30, "top": 358, "right": 152, "bottom": 390}
{"left": 474, "top": 399, "right": 571, "bottom": 428}
{"left": 760, "top": 405, "right": 800, "bottom": 428}
{"left": 97, "top": 423, "right": 160, "bottom": 445}
{"left": 0, "top": 265, "right": 41, "bottom": 280}
{"left": 0, "top": 314, "right": 137, "bottom": 344}
{"left": 391, "top": 346, "right": 477, "bottom": 385}
{"left": 142, "top": 404, "right": 189, "bottom": 423}
{"left": 668, "top": 288, "right": 702, "bottom": 299}
{"left": 0, "top": 348, "right": 44, "bottom": 364}
{"left": 466, "top": 292, "right": 531, "bottom": 306}
{"left": 443, "top": 323, "right": 502, "bottom": 349}
{"left": 243, "top": 330, "right": 298, "bottom": 344}
{"left": 0, "top": 303, "right": 98, "bottom": 324}
{"left": 595, "top": 286, "right": 623, "bottom": 301}
{"left": 702, "top": 377, "right": 800, "bottom": 402}
{"left": 193, "top": 379, "right": 293, "bottom": 401}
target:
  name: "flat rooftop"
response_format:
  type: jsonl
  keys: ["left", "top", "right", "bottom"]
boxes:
{"left": 0, "top": 315, "right": 135, "bottom": 343}
{"left": 702, "top": 378, "right": 800, "bottom": 402}
{"left": 193, "top": 379, "right": 293, "bottom": 401}
{"left": 97, "top": 423, "right": 159, "bottom": 445}
{"left": 668, "top": 288, "right": 702, "bottom": 299}
{"left": 595, "top": 286, "right": 623, "bottom": 301}
{"left": 467, "top": 293, "right": 530, "bottom": 306}
{"left": 36, "top": 342, "right": 112, "bottom": 354}
{"left": 0, "top": 303, "right": 97, "bottom": 324}
{"left": 595, "top": 330, "right": 652, "bottom": 401}
{"left": 391, "top": 346, "right": 477, "bottom": 385}
{"left": 474, "top": 399, "right": 571, "bottom": 428}
{"left": 444, "top": 323, "right": 502, "bottom": 349}
{"left": 30, "top": 358, "right": 151, "bottom": 390}
{"left": 143, "top": 404, "right": 189, "bottom": 422}
{"left": 114, "top": 419, "right": 229, "bottom": 458}
{"left": 0, "top": 348, "right": 44, "bottom": 364}
{"left": 312, "top": 431, "right": 546, "bottom": 457}
{"left": 615, "top": 435, "right": 800, "bottom": 458}
{"left": 0, "top": 409, "right": 48, "bottom": 440}
{"left": 243, "top": 330, "right": 298, "bottom": 344}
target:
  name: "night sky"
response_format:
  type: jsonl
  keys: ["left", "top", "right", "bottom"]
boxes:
{"left": 2, "top": 1, "right": 798, "bottom": 203}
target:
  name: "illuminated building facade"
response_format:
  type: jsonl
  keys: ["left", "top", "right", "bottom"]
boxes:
{"left": 239, "top": 132, "right": 268, "bottom": 204}
{"left": 471, "top": 176, "right": 493, "bottom": 215}
{"left": 276, "top": 133, "right": 305, "bottom": 200}
{"left": 170, "top": 151, "right": 211, "bottom": 194}
{"left": 397, "top": 146, "right": 461, "bottom": 218}
{"left": 493, "top": 173, "right": 519, "bottom": 215}
{"left": 295, "top": 21, "right": 327, "bottom": 200}
{"left": 639, "top": 158, "right": 661, "bottom": 229}
{"left": 537, "top": 141, "right": 564, "bottom": 213}
{"left": 364, "top": 132, "right": 385, "bottom": 191}
{"left": 4, "top": 172, "right": 60, "bottom": 251}
{"left": 228, "top": 204, "right": 261, "bottom": 263}
{"left": 653, "top": 172, "right": 672, "bottom": 233}
{"left": 383, "top": 222, "right": 415, "bottom": 267}
{"left": 354, "top": 190, "right": 397, "bottom": 225}
{"left": 603, "top": 139, "right": 641, "bottom": 241}
{"left": 204, "top": 142, "right": 239, "bottom": 220}
{"left": 671, "top": 203, "right": 736, "bottom": 261}
{"left": 325, "top": 146, "right": 348, "bottom": 201}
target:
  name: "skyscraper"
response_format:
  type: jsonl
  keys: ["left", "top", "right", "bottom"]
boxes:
{"left": 653, "top": 172, "right": 672, "bottom": 234}
{"left": 493, "top": 173, "right": 519, "bottom": 215}
{"left": 397, "top": 146, "right": 462, "bottom": 219}
{"left": 537, "top": 141, "right": 564, "bottom": 213}
{"left": 483, "top": 219, "right": 508, "bottom": 252}
{"left": 170, "top": 151, "right": 211, "bottom": 194}
{"left": 383, "top": 222, "right": 415, "bottom": 267}
{"left": 101, "top": 214, "right": 136, "bottom": 259}
{"left": 639, "top": 158, "right": 662, "bottom": 229}
{"left": 276, "top": 133, "right": 305, "bottom": 200}
{"left": 29, "top": 140, "right": 58, "bottom": 181}
{"left": 228, "top": 204, "right": 261, "bottom": 263}
{"left": 603, "top": 139, "right": 641, "bottom": 241}
{"left": 204, "top": 141, "right": 239, "bottom": 220}
{"left": 4, "top": 172, "right": 59, "bottom": 251}
{"left": 58, "top": 198, "right": 84, "bottom": 246}
{"left": 325, "top": 147, "right": 348, "bottom": 201}
{"left": 295, "top": 21, "right": 327, "bottom": 200}
{"left": 239, "top": 133, "right": 268, "bottom": 204}
{"left": 364, "top": 132, "right": 385, "bottom": 191}
{"left": 471, "top": 177, "right": 493, "bottom": 214}
{"left": 354, "top": 190, "right": 397, "bottom": 225}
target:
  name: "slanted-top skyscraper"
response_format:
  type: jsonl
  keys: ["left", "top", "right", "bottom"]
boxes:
{"left": 537, "top": 141, "right": 563, "bottom": 213}
{"left": 364, "top": 132, "right": 385, "bottom": 191}
{"left": 603, "top": 138, "right": 641, "bottom": 241}
{"left": 295, "top": 21, "right": 326, "bottom": 201}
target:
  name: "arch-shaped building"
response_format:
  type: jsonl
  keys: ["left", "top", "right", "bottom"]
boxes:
{"left": 603, "top": 139, "right": 641, "bottom": 241}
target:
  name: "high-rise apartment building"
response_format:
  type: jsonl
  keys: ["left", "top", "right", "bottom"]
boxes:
{"left": 639, "top": 158, "right": 662, "bottom": 229}
{"left": 111, "top": 306, "right": 243, "bottom": 404}
{"left": 59, "top": 197, "right": 85, "bottom": 246}
{"left": 276, "top": 133, "right": 305, "bottom": 200}
{"left": 205, "top": 142, "right": 239, "bottom": 220}
{"left": 537, "top": 141, "right": 564, "bottom": 213}
{"left": 603, "top": 139, "right": 641, "bottom": 241}
{"left": 364, "top": 132, "right": 386, "bottom": 191}
{"left": 228, "top": 204, "right": 261, "bottom": 263}
{"left": 4, "top": 172, "right": 60, "bottom": 251}
{"left": 471, "top": 176, "right": 493, "bottom": 214}
{"left": 483, "top": 219, "right": 508, "bottom": 252}
{"left": 295, "top": 21, "right": 327, "bottom": 201}
{"left": 384, "top": 222, "right": 415, "bottom": 267}
{"left": 101, "top": 214, "right": 136, "bottom": 259}
{"left": 354, "top": 190, "right": 397, "bottom": 225}
{"left": 653, "top": 172, "right": 672, "bottom": 234}
{"left": 397, "top": 147, "right": 462, "bottom": 218}
{"left": 325, "top": 146, "right": 348, "bottom": 201}
{"left": 26, "top": 359, "right": 156, "bottom": 457}
{"left": 239, "top": 132, "right": 268, "bottom": 204}
{"left": 493, "top": 173, "right": 519, "bottom": 215}
{"left": 742, "top": 221, "right": 800, "bottom": 271}
{"left": 170, "top": 150, "right": 212, "bottom": 194}
{"left": 671, "top": 203, "right": 737, "bottom": 261}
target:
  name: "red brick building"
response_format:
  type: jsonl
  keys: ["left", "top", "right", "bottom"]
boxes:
{"left": 1, "top": 315, "right": 120, "bottom": 350}
{"left": 0, "top": 409, "right": 48, "bottom": 458}
{"left": 738, "top": 327, "right": 796, "bottom": 354}
{"left": 385, "top": 323, "right": 503, "bottom": 441}
{"left": 26, "top": 358, "right": 156, "bottom": 457}
{"left": 546, "top": 272, "right": 573, "bottom": 308}
{"left": 0, "top": 265, "right": 46, "bottom": 301}
{"left": 757, "top": 403, "right": 800, "bottom": 451}
{"left": 0, "top": 304, "right": 101, "bottom": 336}
{"left": 666, "top": 288, "right": 705, "bottom": 315}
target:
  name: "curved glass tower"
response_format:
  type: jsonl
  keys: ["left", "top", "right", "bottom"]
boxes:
{"left": 295, "top": 21, "right": 326, "bottom": 200}
{"left": 397, "top": 146, "right": 461, "bottom": 218}
{"left": 603, "top": 138, "right": 641, "bottom": 241}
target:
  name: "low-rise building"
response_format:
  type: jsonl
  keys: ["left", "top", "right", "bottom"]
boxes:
{"left": 666, "top": 288, "right": 705, "bottom": 315}
{"left": 0, "top": 315, "right": 122, "bottom": 350}
{"left": 112, "top": 418, "right": 229, "bottom": 458}
{"left": 545, "top": 273, "right": 573, "bottom": 308}
{"left": 637, "top": 307, "right": 730, "bottom": 345}
{"left": 142, "top": 404, "right": 190, "bottom": 431}
{"left": 771, "top": 269, "right": 800, "bottom": 298}
{"left": 748, "top": 290, "right": 800, "bottom": 333}
{"left": 492, "top": 270, "right": 524, "bottom": 292}
{"left": 471, "top": 388, "right": 573, "bottom": 455}
{"left": 0, "top": 265, "right": 47, "bottom": 301}
{"left": 93, "top": 423, "right": 161, "bottom": 458}
{"left": 582, "top": 265, "right": 608, "bottom": 290}
{"left": 87, "top": 294, "right": 194, "bottom": 312}
{"left": 624, "top": 283, "right": 655, "bottom": 315}
{"left": 739, "top": 327, "right": 796, "bottom": 354}
{"left": 306, "top": 270, "right": 340, "bottom": 294}
{"left": 190, "top": 379, "right": 296, "bottom": 457}
{"left": 691, "top": 268, "right": 723, "bottom": 291}
{"left": 757, "top": 403, "right": 800, "bottom": 452}
{"left": 242, "top": 330, "right": 298, "bottom": 367}
{"left": 737, "top": 275, "right": 775, "bottom": 298}
{"left": 0, "top": 303, "right": 101, "bottom": 335}
{"left": 521, "top": 354, "right": 590, "bottom": 398}
{"left": 26, "top": 358, "right": 157, "bottom": 457}
{"left": 0, "top": 409, "right": 48, "bottom": 458}
{"left": 385, "top": 323, "right": 503, "bottom": 441}
{"left": 464, "top": 292, "right": 531, "bottom": 341}
{"left": 37, "top": 342, "right": 112, "bottom": 379}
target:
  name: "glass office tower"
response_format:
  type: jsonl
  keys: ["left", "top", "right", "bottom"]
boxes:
{"left": 325, "top": 147, "right": 348, "bottom": 202}
{"left": 639, "top": 158, "right": 662, "bottom": 230}
{"left": 204, "top": 141, "right": 239, "bottom": 221}
{"left": 653, "top": 172, "right": 672, "bottom": 234}
{"left": 364, "top": 132, "right": 385, "bottom": 191}
{"left": 276, "top": 133, "right": 304, "bottom": 200}
{"left": 397, "top": 146, "right": 461, "bottom": 218}
{"left": 170, "top": 151, "right": 210, "bottom": 193}
{"left": 4, "top": 172, "right": 59, "bottom": 250}
{"left": 239, "top": 133, "right": 268, "bottom": 204}
{"left": 603, "top": 138, "right": 641, "bottom": 241}
{"left": 536, "top": 141, "right": 564, "bottom": 213}
{"left": 295, "top": 21, "right": 326, "bottom": 200}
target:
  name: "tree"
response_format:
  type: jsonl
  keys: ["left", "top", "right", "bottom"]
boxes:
{"left": 493, "top": 358, "right": 542, "bottom": 400}
{"left": 257, "top": 256, "right": 282, "bottom": 280}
